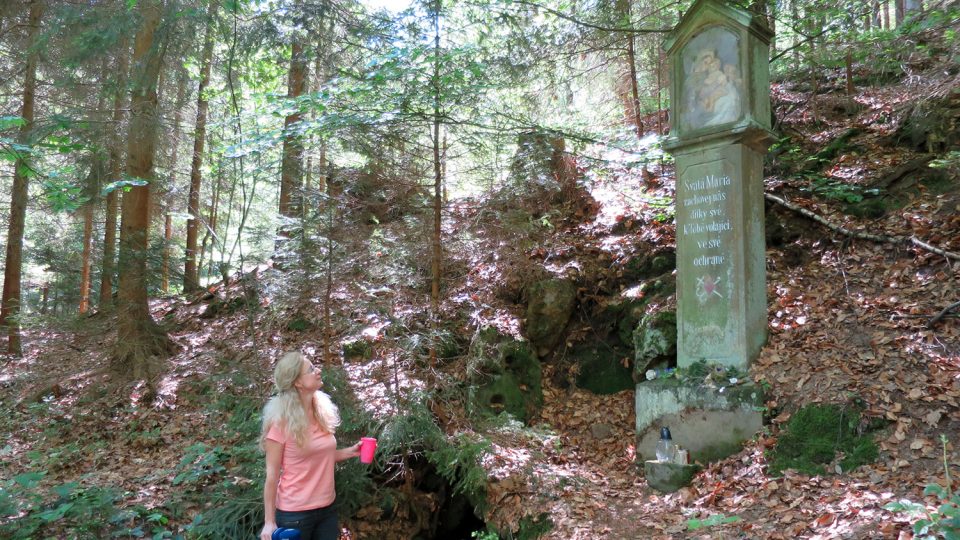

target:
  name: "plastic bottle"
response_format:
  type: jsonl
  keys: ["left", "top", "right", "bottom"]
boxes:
{"left": 655, "top": 426, "right": 676, "bottom": 463}
{"left": 272, "top": 528, "right": 301, "bottom": 540}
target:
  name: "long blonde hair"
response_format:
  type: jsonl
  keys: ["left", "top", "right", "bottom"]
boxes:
{"left": 260, "top": 351, "right": 340, "bottom": 449}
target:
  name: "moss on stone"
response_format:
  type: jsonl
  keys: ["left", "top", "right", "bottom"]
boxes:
{"left": 467, "top": 327, "right": 543, "bottom": 423}
{"left": 571, "top": 342, "right": 634, "bottom": 395}
{"left": 524, "top": 279, "right": 576, "bottom": 355}
{"left": 767, "top": 403, "right": 878, "bottom": 476}
{"left": 632, "top": 309, "right": 678, "bottom": 377}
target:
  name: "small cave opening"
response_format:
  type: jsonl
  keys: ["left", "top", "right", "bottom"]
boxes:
{"left": 407, "top": 456, "right": 488, "bottom": 539}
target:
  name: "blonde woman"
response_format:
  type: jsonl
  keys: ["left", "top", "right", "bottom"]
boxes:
{"left": 259, "top": 352, "right": 361, "bottom": 540}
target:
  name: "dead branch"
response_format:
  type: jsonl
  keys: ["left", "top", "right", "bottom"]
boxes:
{"left": 929, "top": 300, "right": 960, "bottom": 329}
{"left": 765, "top": 193, "right": 960, "bottom": 262}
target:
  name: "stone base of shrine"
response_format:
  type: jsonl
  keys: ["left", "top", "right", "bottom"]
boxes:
{"left": 635, "top": 379, "right": 764, "bottom": 464}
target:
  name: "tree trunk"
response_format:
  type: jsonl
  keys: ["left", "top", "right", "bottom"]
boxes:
{"left": 114, "top": 0, "right": 174, "bottom": 378}
{"left": 441, "top": 132, "right": 448, "bottom": 204}
{"left": 845, "top": 50, "right": 854, "bottom": 95}
{"left": 79, "top": 201, "right": 95, "bottom": 314}
{"left": 101, "top": 38, "right": 132, "bottom": 309}
{"left": 199, "top": 155, "right": 222, "bottom": 285}
{"left": 162, "top": 67, "right": 187, "bottom": 296}
{"left": 183, "top": 2, "right": 216, "bottom": 293}
{"left": 161, "top": 213, "right": 172, "bottom": 293}
{"left": 1, "top": 0, "right": 43, "bottom": 355}
{"left": 895, "top": 0, "right": 905, "bottom": 24}
{"left": 278, "top": 39, "right": 308, "bottom": 220}
{"left": 430, "top": 1, "right": 442, "bottom": 368}
{"left": 40, "top": 283, "right": 48, "bottom": 315}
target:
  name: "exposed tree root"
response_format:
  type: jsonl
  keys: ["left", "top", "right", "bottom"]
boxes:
{"left": 765, "top": 192, "right": 960, "bottom": 261}
{"left": 111, "top": 318, "right": 177, "bottom": 402}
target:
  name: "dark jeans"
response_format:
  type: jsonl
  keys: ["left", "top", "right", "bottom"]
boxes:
{"left": 275, "top": 503, "right": 338, "bottom": 540}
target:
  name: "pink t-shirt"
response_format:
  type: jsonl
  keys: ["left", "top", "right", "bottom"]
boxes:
{"left": 266, "top": 423, "right": 337, "bottom": 511}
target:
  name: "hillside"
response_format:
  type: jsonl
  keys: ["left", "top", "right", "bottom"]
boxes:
{"left": 2, "top": 29, "right": 960, "bottom": 540}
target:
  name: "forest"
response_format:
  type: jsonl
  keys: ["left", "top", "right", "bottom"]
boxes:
{"left": 0, "top": 0, "right": 958, "bottom": 537}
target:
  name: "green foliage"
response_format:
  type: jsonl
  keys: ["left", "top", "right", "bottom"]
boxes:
{"left": 426, "top": 433, "right": 493, "bottom": 511}
{"left": 0, "top": 116, "right": 26, "bottom": 131}
{"left": 0, "top": 473, "right": 175, "bottom": 538}
{"left": 767, "top": 403, "right": 878, "bottom": 476}
{"left": 173, "top": 443, "right": 227, "bottom": 486}
{"left": 516, "top": 513, "right": 554, "bottom": 539}
{"left": 884, "top": 436, "right": 960, "bottom": 539}
{"left": 930, "top": 151, "right": 960, "bottom": 175}
{"left": 473, "top": 528, "right": 501, "bottom": 540}
{"left": 800, "top": 173, "right": 879, "bottom": 204}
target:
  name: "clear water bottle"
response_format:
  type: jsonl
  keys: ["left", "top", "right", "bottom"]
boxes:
{"left": 655, "top": 426, "right": 676, "bottom": 462}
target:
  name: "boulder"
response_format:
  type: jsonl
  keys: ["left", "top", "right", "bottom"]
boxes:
{"left": 524, "top": 279, "right": 576, "bottom": 356}
{"left": 467, "top": 327, "right": 543, "bottom": 423}
{"left": 632, "top": 310, "right": 678, "bottom": 378}
{"left": 643, "top": 461, "right": 701, "bottom": 493}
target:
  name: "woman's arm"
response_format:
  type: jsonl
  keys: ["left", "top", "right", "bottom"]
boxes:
{"left": 335, "top": 441, "right": 362, "bottom": 462}
{"left": 259, "top": 439, "right": 283, "bottom": 540}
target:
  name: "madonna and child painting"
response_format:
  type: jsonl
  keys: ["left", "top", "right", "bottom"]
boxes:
{"left": 680, "top": 26, "right": 743, "bottom": 132}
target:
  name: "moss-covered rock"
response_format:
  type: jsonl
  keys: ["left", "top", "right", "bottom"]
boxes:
{"left": 571, "top": 341, "right": 634, "bottom": 395}
{"left": 524, "top": 279, "right": 576, "bottom": 356}
{"left": 632, "top": 310, "right": 678, "bottom": 378}
{"left": 601, "top": 297, "right": 647, "bottom": 348}
{"left": 467, "top": 327, "right": 543, "bottom": 423}
{"left": 767, "top": 403, "right": 879, "bottom": 476}
{"left": 622, "top": 249, "right": 676, "bottom": 281}
{"left": 342, "top": 339, "right": 373, "bottom": 360}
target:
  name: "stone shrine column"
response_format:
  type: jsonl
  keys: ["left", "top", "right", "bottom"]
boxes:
{"left": 635, "top": 0, "right": 774, "bottom": 481}
{"left": 663, "top": 2, "right": 774, "bottom": 371}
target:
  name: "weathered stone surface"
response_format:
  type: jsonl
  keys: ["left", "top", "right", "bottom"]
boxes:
{"left": 467, "top": 327, "right": 543, "bottom": 423}
{"left": 635, "top": 379, "right": 763, "bottom": 463}
{"left": 663, "top": 0, "right": 773, "bottom": 372}
{"left": 644, "top": 461, "right": 702, "bottom": 493}
{"left": 632, "top": 310, "right": 678, "bottom": 377}
{"left": 524, "top": 279, "right": 576, "bottom": 356}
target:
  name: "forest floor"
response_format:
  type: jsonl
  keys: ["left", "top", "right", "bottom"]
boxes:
{"left": 2, "top": 72, "right": 959, "bottom": 539}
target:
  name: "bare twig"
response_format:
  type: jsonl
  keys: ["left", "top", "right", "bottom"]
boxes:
{"left": 929, "top": 301, "right": 960, "bottom": 329}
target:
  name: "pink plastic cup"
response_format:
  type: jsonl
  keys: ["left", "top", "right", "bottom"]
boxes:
{"left": 360, "top": 437, "right": 377, "bottom": 463}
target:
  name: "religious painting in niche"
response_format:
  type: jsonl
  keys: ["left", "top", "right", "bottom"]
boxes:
{"left": 680, "top": 26, "right": 742, "bottom": 132}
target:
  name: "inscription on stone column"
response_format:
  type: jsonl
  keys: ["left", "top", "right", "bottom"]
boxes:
{"left": 680, "top": 174, "right": 732, "bottom": 304}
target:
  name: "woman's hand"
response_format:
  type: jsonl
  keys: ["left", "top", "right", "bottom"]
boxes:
{"left": 335, "top": 441, "right": 363, "bottom": 461}
{"left": 260, "top": 522, "right": 277, "bottom": 540}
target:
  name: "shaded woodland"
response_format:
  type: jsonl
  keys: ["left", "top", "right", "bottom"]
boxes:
{"left": 0, "top": 0, "right": 958, "bottom": 537}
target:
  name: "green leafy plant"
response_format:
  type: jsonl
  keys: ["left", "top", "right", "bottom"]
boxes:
{"left": 884, "top": 435, "right": 960, "bottom": 539}
{"left": 173, "top": 443, "right": 227, "bottom": 486}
